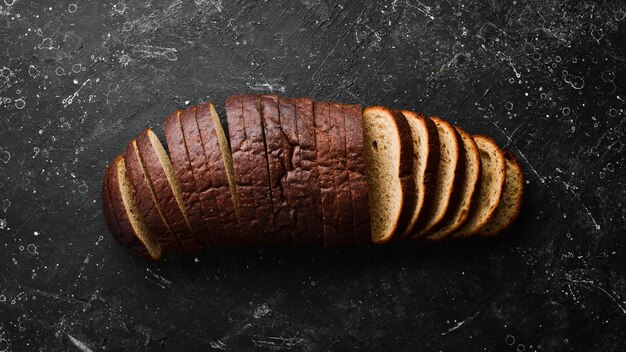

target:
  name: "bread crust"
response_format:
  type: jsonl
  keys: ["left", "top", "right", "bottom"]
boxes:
{"left": 242, "top": 94, "right": 275, "bottom": 244}
{"left": 320, "top": 102, "right": 354, "bottom": 248}
{"left": 137, "top": 129, "right": 202, "bottom": 251}
{"left": 124, "top": 140, "right": 182, "bottom": 253}
{"left": 163, "top": 111, "right": 213, "bottom": 246}
{"left": 196, "top": 103, "right": 243, "bottom": 245}
{"left": 295, "top": 97, "right": 324, "bottom": 246}
{"left": 259, "top": 94, "right": 291, "bottom": 245}
{"left": 179, "top": 106, "right": 227, "bottom": 246}
{"left": 314, "top": 101, "right": 342, "bottom": 248}
{"left": 343, "top": 104, "right": 371, "bottom": 245}
{"left": 226, "top": 95, "right": 258, "bottom": 241}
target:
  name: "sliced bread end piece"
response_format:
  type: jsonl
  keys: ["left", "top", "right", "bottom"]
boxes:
{"left": 477, "top": 151, "right": 524, "bottom": 237}
{"left": 425, "top": 126, "right": 480, "bottom": 241}
{"left": 109, "top": 156, "right": 162, "bottom": 260}
{"left": 452, "top": 135, "right": 506, "bottom": 238}
{"left": 398, "top": 111, "right": 440, "bottom": 239}
{"left": 362, "top": 106, "right": 415, "bottom": 244}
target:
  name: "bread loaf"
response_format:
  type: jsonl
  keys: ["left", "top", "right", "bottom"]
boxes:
{"left": 101, "top": 94, "right": 524, "bottom": 259}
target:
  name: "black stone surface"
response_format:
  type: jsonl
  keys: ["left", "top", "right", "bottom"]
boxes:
{"left": 1, "top": 0, "right": 625, "bottom": 351}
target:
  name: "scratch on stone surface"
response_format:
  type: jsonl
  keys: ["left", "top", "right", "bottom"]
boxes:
{"left": 129, "top": 44, "right": 178, "bottom": 61}
{"left": 441, "top": 311, "right": 479, "bottom": 335}
{"left": 68, "top": 334, "right": 94, "bottom": 352}
{"left": 252, "top": 333, "right": 306, "bottom": 350}
{"left": 146, "top": 268, "right": 172, "bottom": 289}
{"left": 441, "top": 320, "right": 465, "bottom": 335}
{"left": 562, "top": 182, "right": 601, "bottom": 231}
{"left": 512, "top": 146, "right": 543, "bottom": 182}
{"left": 568, "top": 279, "right": 626, "bottom": 315}
{"left": 62, "top": 79, "right": 91, "bottom": 108}
{"left": 404, "top": 0, "right": 435, "bottom": 20}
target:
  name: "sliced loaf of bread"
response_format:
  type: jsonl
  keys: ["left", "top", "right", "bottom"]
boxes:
{"left": 314, "top": 102, "right": 342, "bottom": 248}
{"left": 124, "top": 139, "right": 183, "bottom": 253}
{"left": 102, "top": 155, "right": 162, "bottom": 260}
{"left": 196, "top": 102, "right": 242, "bottom": 245}
{"left": 343, "top": 104, "right": 371, "bottom": 245}
{"left": 328, "top": 102, "right": 355, "bottom": 247}
{"left": 259, "top": 94, "right": 291, "bottom": 245}
{"left": 227, "top": 94, "right": 275, "bottom": 245}
{"left": 452, "top": 135, "right": 506, "bottom": 238}
{"left": 137, "top": 128, "right": 202, "bottom": 252}
{"left": 179, "top": 106, "right": 226, "bottom": 246}
{"left": 477, "top": 151, "right": 524, "bottom": 237}
{"left": 411, "top": 117, "right": 461, "bottom": 238}
{"left": 425, "top": 126, "right": 481, "bottom": 241}
{"left": 163, "top": 110, "right": 214, "bottom": 246}
{"left": 362, "top": 106, "right": 415, "bottom": 244}
{"left": 105, "top": 155, "right": 162, "bottom": 260}
{"left": 398, "top": 111, "right": 440, "bottom": 240}
{"left": 294, "top": 97, "right": 324, "bottom": 246}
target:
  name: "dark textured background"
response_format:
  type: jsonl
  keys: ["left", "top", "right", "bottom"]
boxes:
{"left": 0, "top": 0, "right": 625, "bottom": 351}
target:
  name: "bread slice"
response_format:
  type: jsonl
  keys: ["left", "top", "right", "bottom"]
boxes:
{"left": 124, "top": 139, "right": 182, "bottom": 253}
{"left": 178, "top": 106, "right": 226, "bottom": 246}
{"left": 452, "top": 135, "right": 506, "bottom": 238}
{"left": 137, "top": 128, "right": 203, "bottom": 251}
{"left": 397, "top": 111, "right": 440, "bottom": 240}
{"left": 294, "top": 97, "right": 324, "bottom": 246}
{"left": 476, "top": 151, "right": 524, "bottom": 237}
{"left": 105, "top": 155, "right": 162, "bottom": 260}
{"left": 362, "top": 106, "right": 415, "bottom": 244}
{"left": 426, "top": 126, "right": 480, "bottom": 240}
{"left": 196, "top": 102, "right": 242, "bottom": 245}
{"left": 163, "top": 110, "right": 213, "bottom": 246}
{"left": 259, "top": 94, "right": 291, "bottom": 245}
{"left": 343, "top": 104, "right": 371, "bottom": 245}
{"left": 409, "top": 117, "right": 461, "bottom": 238}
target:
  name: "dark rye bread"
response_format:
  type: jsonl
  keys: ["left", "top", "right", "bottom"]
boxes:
{"left": 105, "top": 155, "right": 162, "bottom": 260}
{"left": 136, "top": 129, "right": 203, "bottom": 252}
{"left": 295, "top": 97, "right": 323, "bottom": 245}
{"left": 259, "top": 95, "right": 291, "bottom": 245}
{"left": 179, "top": 106, "right": 227, "bottom": 246}
{"left": 314, "top": 102, "right": 340, "bottom": 247}
{"left": 362, "top": 106, "right": 415, "bottom": 244}
{"left": 163, "top": 111, "right": 213, "bottom": 246}
{"left": 279, "top": 97, "right": 324, "bottom": 246}
{"left": 427, "top": 126, "right": 480, "bottom": 240}
{"left": 453, "top": 135, "right": 506, "bottom": 238}
{"left": 196, "top": 102, "right": 242, "bottom": 245}
{"left": 398, "top": 111, "right": 440, "bottom": 240}
{"left": 343, "top": 104, "right": 371, "bottom": 245}
{"left": 328, "top": 102, "right": 355, "bottom": 247}
{"left": 477, "top": 151, "right": 524, "bottom": 237}
{"left": 227, "top": 94, "right": 274, "bottom": 245}
{"left": 124, "top": 139, "right": 183, "bottom": 253}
